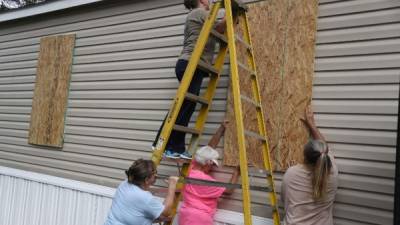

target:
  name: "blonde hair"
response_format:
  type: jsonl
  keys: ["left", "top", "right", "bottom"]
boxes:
{"left": 303, "top": 140, "right": 332, "bottom": 200}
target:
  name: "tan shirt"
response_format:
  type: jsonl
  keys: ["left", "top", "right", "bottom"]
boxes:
{"left": 281, "top": 154, "right": 338, "bottom": 225}
{"left": 179, "top": 8, "right": 217, "bottom": 64}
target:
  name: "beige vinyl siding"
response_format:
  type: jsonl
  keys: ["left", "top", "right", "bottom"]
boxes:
{"left": 0, "top": 0, "right": 398, "bottom": 223}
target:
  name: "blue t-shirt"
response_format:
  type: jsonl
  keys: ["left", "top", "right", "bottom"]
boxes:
{"left": 104, "top": 180, "right": 164, "bottom": 225}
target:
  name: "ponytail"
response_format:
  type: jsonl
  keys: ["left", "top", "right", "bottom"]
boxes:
{"left": 304, "top": 140, "right": 332, "bottom": 201}
{"left": 312, "top": 153, "right": 332, "bottom": 200}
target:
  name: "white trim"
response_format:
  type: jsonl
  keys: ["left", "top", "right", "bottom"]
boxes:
{"left": 0, "top": 165, "right": 273, "bottom": 225}
{"left": 0, "top": 0, "right": 104, "bottom": 23}
{"left": 0, "top": 165, "right": 115, "bottom": 197}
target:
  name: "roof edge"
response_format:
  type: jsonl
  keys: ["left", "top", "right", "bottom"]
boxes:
{"left": 0, "top": 0, "right": 104, "bottom": 23}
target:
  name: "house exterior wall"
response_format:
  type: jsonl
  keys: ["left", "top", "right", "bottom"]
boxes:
{"left": 0, "top": 0, "right": 398, "bottom": 224}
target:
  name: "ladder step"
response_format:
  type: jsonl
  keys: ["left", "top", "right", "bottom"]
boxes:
{"left": 240, "top": 95, "right": 261, "bottom": 108}
{"left": 236, "top": 36, "right": 252, "bottom": 52}
{"left": 198, "top": 60, "right": 219, "bottom": 75}
{"left": 173, "top": 125, "right": 200, "bottom": 135}
{"left": 244, "top": 130, "right": 266, "bottom": 142}
{"left": 185, "top": 93, "right": 209, "bottom": 105}
{"left": 211, "top": 29, "right": 227, "bottom": 44}
{"left": 237, "top": 61, "right": 256, "bottom": 77}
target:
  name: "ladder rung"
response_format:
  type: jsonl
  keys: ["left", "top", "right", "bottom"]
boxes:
{"left": 198, "top": 60, "right": 219, "bottom": 75}
{"left": 244, "top": 130, "right": 266, "bottom": 142}
{"left": 237, "top": 61, "right": 256, "bottom": 77}
{"left": 240, "top": 95, "right": 261, "bottom": 108}
{"left": 185, "top": 93, "right": 209, "bottom": 105}
{"left": 173, "top": 125, "right": 200, "bottom": 135}
{"left": 236, "top": 36, "right": 252, "bottom": 51}
{"left": 211, "top": 29, "right": 227, "bottom": 44}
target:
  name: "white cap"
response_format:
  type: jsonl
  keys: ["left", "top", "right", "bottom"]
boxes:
{"left": 194, "top": 145, "right": 219, "bottom": 167}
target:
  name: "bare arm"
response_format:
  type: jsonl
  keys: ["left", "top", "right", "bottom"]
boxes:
{"left": 224, "top": 166, "right": 240, "bottom": 195}
{"left": 304, "top": 106, "right": 325, "bottom": 142}
{"left": 159, "top": 176, "right": 178, "bottom": 217}
{"left": 207, "top": 120, "right": 228, "bottom": 148}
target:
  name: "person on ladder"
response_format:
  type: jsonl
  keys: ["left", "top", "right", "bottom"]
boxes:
{"left": 178, "top": 120, "right": 241, "bottom": 225}
{"left": 281, "top": 106, "right": 338, "bottom": 225}
{"left": 152, "top": 0, "right": 226, "bottom": 159}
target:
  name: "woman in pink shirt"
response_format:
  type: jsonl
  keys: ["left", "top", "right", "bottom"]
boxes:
{"left": 178, "top": 121, "right": 240, "bottom": 225}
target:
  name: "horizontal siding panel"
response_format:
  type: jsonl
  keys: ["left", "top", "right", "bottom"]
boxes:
{"left": 333, "top": 173, "right": 392, "bottom": 194}
{"left": 0, "top": 91, "right": 33, "bottom": 99}
{"left": 317, "top": 23, "right": 400, "bottom": 44}
{"left": 0, "top": 143, "right": 130, "bottom": 170}
{"left": 0, "top": 4, "right": 185, "bottom": 43}
{"left": 313, "top": 100, "right": 397, "bottom": 114}
{"left": 336, "top": 158, "right": 395, "bottom": 178}
{"left": 0, "top": 68, "right": 35, "bottom": 77}
{"left": 0, "top": 106, "right": 31, "bottom": 114}
{"left": 336, "top": 189, "right": 393, "bottom": 210}
{"left": 74, "top": 46, "right": 181, "bottom": 64}
{"left": 318, "top": 8, "right": 400, "bottom": 30}
{"left": 0, "top": 45, "right": 38, "bottom": 57}
{"left": 334, "top": 203, "right": 392, "bottom": 225}
{"left": 0, "top": 60, "right": 37, "bottom": 70}
{"left": 316, "top": 38, "right": 400, "bottom": 57}
{"left": 313, "top": 84, "right": 398, "bottom": 99}
{"left": 0, "top": 0, "right": 182, "bottom": 36}
{"left": 76, "top": 25, "right": 184, "bottom": 47}
{"left": 316, "top": 114, "right": 397, "bottom": 130}
{"left": 75, "top": 36, "right": 183, "bottom": 56}
{"left": 318, "top": 0, "right": 400, "bottom": 17}
{"left": 68, "top": 99, "right": 227, "bottom": 110}
{"left": 67, "top": 108, "right": 225, "bottom": 123}
{"left": 0, "top": 150, "right": 124, "bottom": 179}
{"left": 0, "top": 52, "right": 38, "bottom": 63}
{"left": 0, "top": 159, "right": 121, "bottom": 187}
{"left": 73, "top": 58, "right": 176, "bottom": 73}
{"left": 70, "top": 77, "right": 228, "bottom": 91}
{"left": 321, "top": 128, "right": 396, "bottom": 146}
{"left": 69, "top": 89, "right": 227, "bottom": 100}
{"left": 314, "top": 69, "right": 400, "bottom": 85}
{"left": 331, "top": 143, "right": 396, "bottom": 162}
{"left": 315, "top": 53, "right": 400, "bottom": 71}
{"left": 0, "top": 76, "right": 35, "bottom": 85}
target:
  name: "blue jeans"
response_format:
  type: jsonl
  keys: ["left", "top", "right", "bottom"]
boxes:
{"left": 153, "top": 59, "right": 208, "bottom": 153}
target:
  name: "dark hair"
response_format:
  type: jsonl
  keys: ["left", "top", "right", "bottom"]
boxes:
{"left": 303, "top": 140, "right": 332, "bottom": 200}
{"left": 125, "top": 159, "right": 156, "bottom": 186}
{"left": 184, "top": 0, "right": 199, "bottom": 10}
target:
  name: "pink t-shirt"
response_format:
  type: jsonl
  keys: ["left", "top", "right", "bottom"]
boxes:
{"left": 178, "top": 169, "right": 225, "bottom": 225}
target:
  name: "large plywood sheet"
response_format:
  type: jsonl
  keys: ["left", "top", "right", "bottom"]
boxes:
{"left": 224, "top": 0, "right": 318, "bottom": 170}
{"left": 29, "top": 34, "right": 75, "bottom": 148}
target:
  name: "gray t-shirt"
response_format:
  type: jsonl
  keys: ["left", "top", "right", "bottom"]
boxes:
{"left": 103, "top": 180, "right": 164, "bottom": 225}
{"left": 179, "top": 8, "right": 217, "bottom": 64}
{"left": 281, "top": 154, "right": 338, "bottom": 225}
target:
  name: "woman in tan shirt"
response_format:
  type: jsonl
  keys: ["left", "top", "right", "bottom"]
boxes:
{"left": 281, "top": 106, "right": 338, "bottom": 225}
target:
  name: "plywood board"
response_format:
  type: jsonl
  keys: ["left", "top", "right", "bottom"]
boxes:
{"left": 29, "top": 34, "right": 75, "bottom": 148}
{"left": 224, "top": 0, "right": 318, "bottom": 170}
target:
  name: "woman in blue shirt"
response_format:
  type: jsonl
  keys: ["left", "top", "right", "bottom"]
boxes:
{"left": 104, "top": 159, "right": 178, "bottom": 225}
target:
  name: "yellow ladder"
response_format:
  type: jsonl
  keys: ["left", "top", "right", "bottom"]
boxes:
{"left": 151, "top": 1, "right": 280, "bottom": 224}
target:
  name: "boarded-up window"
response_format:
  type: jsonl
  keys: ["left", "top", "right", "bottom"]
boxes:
{"left": 224, "top": 0, "right": 318, "bottom": 170}
{"left": 28, "top": 34, "right": 75, "bottom": 148}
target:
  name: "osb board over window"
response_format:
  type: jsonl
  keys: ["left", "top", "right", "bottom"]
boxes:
{"left": 224, "top": 0, "right": 318, "bottom": 170}
{"left": 28, "top": 34, "right": 75, "bottom": 148}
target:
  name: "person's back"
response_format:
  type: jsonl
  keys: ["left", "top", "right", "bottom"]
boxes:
{"left": 179, "top": 7, "right": 216, "bottom": 64}
{"left": 104, "top": 180, "right": 164, "bottom": 225}
{"left": 282, "top": 161, "right": 338, "bottom": 225}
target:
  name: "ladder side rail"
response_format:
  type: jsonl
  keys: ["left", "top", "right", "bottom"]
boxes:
{"left": 224, "top": 0, "right": 253, "bottom": 224}
{"left": 242, "top": 12, "right": 281, "bottom": 225}
{"left": 151, "top": 1, "right": 223, "bottom": 165}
